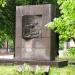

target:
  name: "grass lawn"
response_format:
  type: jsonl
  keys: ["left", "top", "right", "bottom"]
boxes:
{"left": 50, "top": 65, "right": 75, "bottom": 75}
{"left": 0, "top": 64, "right": 75, "bottom": 75}
{"left": 0, "top": 65, "right": 16, "bottom": 75}
{"left": 56, "top": 56, "right": 75, "bottom": 63}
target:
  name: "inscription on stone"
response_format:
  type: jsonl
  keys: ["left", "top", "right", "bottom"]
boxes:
{"left": 22, "top": 15, "right": 42, "bottom": 40}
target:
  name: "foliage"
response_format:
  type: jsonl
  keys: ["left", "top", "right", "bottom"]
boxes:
{"left": 16, "top": 64, "right": 45, "bottom": 75}
{"left": 0, "top": 64, "right": 45, "bottom": 75}
{"left": 0, "top": 64, "right": 75, "bottom": 75}
{"left": 68, "top": 47, "right": 75, "bottom": 56}
{"left": 0, "top": 31, "right": 8, "bottom": 48}
{"left": 59, "top": 41, "right": 64, "bottom": 50}
{"left": 15, "top": 0, "right": 57, "bottom": 5}
{"left": 8, "top": 39, "right": 14, "bottom": 48}
{"left": 0, "top": 0, "right": 58, "bottom": 47}
{"left": 63, "top": 47, "right": 75, "bottom": 57}
{"left": 57, "top": 47, "right": 75, "bottom": 62}
{"left": 47, "top": 0, "right": 75, "bottom": 42}
{"left": 0, "top": 0, "right": 15, "bottom": 47}
{"left": 0, "top": 0, "right": 6, "bottom": 7}
{"left": 57, "top": 56, "right": 75, "bottom": 62}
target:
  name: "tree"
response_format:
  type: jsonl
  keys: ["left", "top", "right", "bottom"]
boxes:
{"left": 47, "top": 0, "right": 75, "bottom": 42}
{"left": 0, "top": 0, "right": 58, "bottom": 48}
{"left": 15, "top": 0, "right": 57, "bottom": 5}
{"left": 0, "top": 0, "right": 6, "bottom": 7}
{"left": 0, "top": 0, "right": 15, "bottom": 48}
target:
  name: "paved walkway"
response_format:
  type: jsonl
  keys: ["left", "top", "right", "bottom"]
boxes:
{"left": 0, "top": 55, "right": 14, "bottom": 59}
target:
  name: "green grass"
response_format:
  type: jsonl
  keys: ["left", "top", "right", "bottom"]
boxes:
{"left": 50, "top": 65, "right": 75, "bottom": 75}
{"left": 0, "top": 64, "right": 75, "bottom": 75}
{"left": 56, "top": 56, "right": 75, "bottom": 62}
{"left": 0, "top": 65, "right": 16, "bottom": 75}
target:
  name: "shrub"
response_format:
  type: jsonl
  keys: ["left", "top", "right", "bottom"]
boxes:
{"left": 68, "top": 47, "right": 75, "bottom": 56}
{"left": 63, "top": 47, "right": 75, "bottom": 57}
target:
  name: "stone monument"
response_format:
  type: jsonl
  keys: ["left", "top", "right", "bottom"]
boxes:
{"left": 15, "top": 4, "right": 59, "bottom": 61}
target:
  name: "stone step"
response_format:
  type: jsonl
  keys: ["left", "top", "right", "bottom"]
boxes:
{"left": 0, "top": 59, "right": 68, "bottom": 67}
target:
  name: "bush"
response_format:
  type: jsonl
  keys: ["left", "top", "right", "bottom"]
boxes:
{"left": 68, "top": 47, "right": 75, "bottom": 56}
{"left": 63, "top": 47, "right": 75, "bottom": 57}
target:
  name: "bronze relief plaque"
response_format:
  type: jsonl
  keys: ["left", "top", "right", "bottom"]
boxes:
{"left": 22, "top": 15, "right": 42, "bottom": 40}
